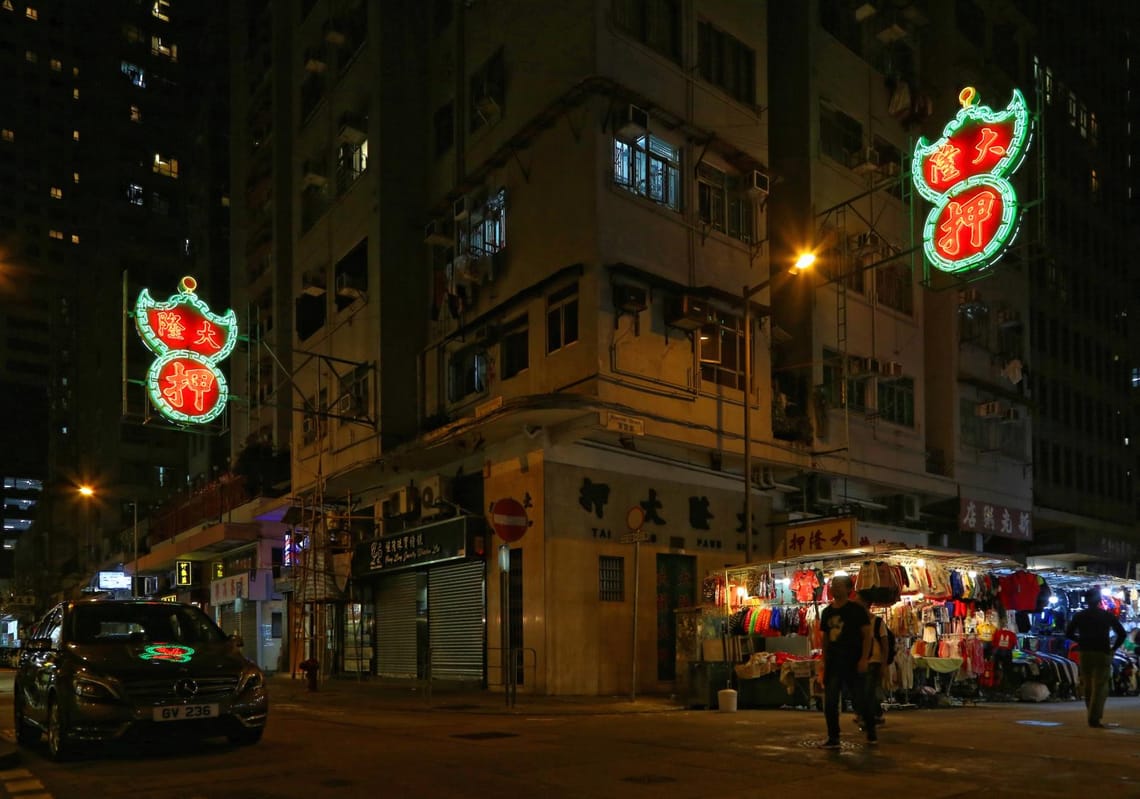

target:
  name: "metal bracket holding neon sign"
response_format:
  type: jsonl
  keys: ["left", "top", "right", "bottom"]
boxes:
{"left": 134, "top": 276, "right": 238, "bottom": 425}
{"left": 912, "top": 87, "right": 1033, "bottom": 274}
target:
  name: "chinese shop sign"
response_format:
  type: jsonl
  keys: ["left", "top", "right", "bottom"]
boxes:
{"left": 352, "top": 517, "right": 484, "bottom": 576}
{"left": 780, "top": 517, "right": 858, "bottom": 558}
{"left": 913, "top": 87, "right": 1032, "bottom": 274}
{"left": 959, "top": 497, "right": 1032, "bottom": 541}
{"left": 135, "top": 276, "right": 238, "bottom": 425}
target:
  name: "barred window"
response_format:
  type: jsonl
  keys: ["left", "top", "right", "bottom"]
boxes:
{"left": 599, "top": 556, "right": 625, "bottom": 602}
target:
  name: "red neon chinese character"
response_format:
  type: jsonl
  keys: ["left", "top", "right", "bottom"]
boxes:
{"left": 937, "top": 190, "right": 996, "bottom": 256}
{"left": 162, "top": 361, "right": 216, "bottom": 411}
{"left": 928, "top": 143, "right": 961, "bottom": 183}
{"left": 194, "top": 321, "right": 220, "bottom": 349}
{"left": 972, "top": 127, "right": 1007, "bottom": 165}
{"left": 157, "top": 311, "right": 186, "bottom": 340}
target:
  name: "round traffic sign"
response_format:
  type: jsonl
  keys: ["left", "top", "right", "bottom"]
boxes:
{"left": 626, "top": 506, "right": 645, "bottom": 532}
{"left": 489, "top": 497, "right": 529, "bottom": 542}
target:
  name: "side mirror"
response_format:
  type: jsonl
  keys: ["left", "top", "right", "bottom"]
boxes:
{"left": 25, "top": 638, "right": 52, "bottom": 652}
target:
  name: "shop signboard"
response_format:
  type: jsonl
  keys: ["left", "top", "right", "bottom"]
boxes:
{"left": 97, "top": 571, "right": 131, "bottom": 590}
{"left": 959, "top": 497, "right": 1031, "bottom": 541}
{"left": 175, "top": 560, "right": 193, "bottom": 586}
{"left": 134, "top": 275, "right": 238, "bottom": 425}
{"left": 913, "top": 86, "right": 1032, "bottom": 274}
{"left": 210, "top": 572, "right": 269, "bottom": 605}
{"left": 352, "top": 516, "right": 482, "bottom": 577}
{"left": 779, "top": 517, "right": 858, "bottom": 558}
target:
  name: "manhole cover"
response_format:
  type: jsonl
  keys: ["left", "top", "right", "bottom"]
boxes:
{"left": 622, "top": 775, "right": 676, "bottom": 784}
{"left": 451, "top": 731, "right": 520, "bottom": 740}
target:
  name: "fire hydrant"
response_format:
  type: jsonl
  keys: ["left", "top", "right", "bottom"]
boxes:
{"left": 299, "top": 658, "right": 319, "bottom": 692}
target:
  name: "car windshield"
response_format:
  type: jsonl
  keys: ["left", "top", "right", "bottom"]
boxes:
{"left": 68, "top": 604, "right": 228, "bottom": 646}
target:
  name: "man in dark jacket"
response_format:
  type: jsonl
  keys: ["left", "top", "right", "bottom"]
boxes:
{"left": 1065, "top": 587, "right": 1127, "bottom": 728}
{"left": 818, "top": 575, "right": 876, "bottom": 748}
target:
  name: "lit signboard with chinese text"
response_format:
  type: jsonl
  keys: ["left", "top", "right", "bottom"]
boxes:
{"left": 135, "top": 276, "right": 238, "bottom": 425}
{"left": 913, "top": 87, "right": 1032, "bottom": 274}
{"left": 175, "top": 560, "right": 193, "bottom": 586}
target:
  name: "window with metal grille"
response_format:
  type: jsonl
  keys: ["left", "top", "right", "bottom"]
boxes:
{"left": 599, "top": 556, "right": 625, "bottom": 602}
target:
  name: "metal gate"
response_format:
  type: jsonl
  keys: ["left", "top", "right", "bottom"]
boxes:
{"left": 374, "top": 572, "right": 418, "bottom": 678}
{"left": 217, "top": 603, "right": 260, "bottom": 666}
{"left": 428, "top": 561, "right": 485, "bottom": 682}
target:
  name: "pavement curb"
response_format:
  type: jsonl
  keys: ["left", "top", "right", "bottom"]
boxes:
{"left": 0, "top": 746, "right": 20, "bottom": 770}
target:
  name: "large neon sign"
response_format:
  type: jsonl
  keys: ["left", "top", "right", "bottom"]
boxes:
{"left": 135, "top": 276, "right": 237, "bottom": 425}
{"left": 913, "top": 87, "right": 1032, "bottom": 274}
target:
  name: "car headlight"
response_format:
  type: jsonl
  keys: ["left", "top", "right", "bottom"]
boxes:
{"left": 238, "top": 669, "right": 264, "bottom": 694}
{"left": 74, "top": 675, "right": 120, "bottom": 701}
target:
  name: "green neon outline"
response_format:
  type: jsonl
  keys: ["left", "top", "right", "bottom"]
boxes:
{"left": 134, "top": 288, "right": 239, "bottom": 362}
{"left": 923, "top": 174, "right": 1020, "bottom": 274}
{"left": 912, "top": 88, "right": 1032, "bottom": 204}
{"left": 145, "top": 352, "right": 229, "bottom": 425}
{"left": 139, "top": 643, "right": 196, "bottom": 663}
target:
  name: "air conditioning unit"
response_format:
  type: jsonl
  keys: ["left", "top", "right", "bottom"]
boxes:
{"left": 418, "top": 475, "right": 452, "bottom": 518}
{"left": 1001, "top": 407, "right": 1023, "bottom": 424}
{"left": 892, "top": 494, "right": 921, "bottom": 522}
{"left": 848, "top": 355, "right": 868, "bottom": 375}
{"left": 975, "top": 400, "right": 1004, "bottom": 418}
{"left": 424, "top": 219, "right": 453, "bottom": 247}
{"left": 337, "top": 391, "right": 361, "bottom": 416}
{"left": 882, "top": 161, "right": 901, "bottom": 177}
{"left": 338, "top": 113, "right": 367, "bottom": 144}
{"left": 849, "top": 145, "right": 882, "bottom": 174}
{"left": 867, "top": 357, "right": 882, "bottom": 376}
{"left": 617, "top": 104, "right": 650, "bottom": 138}
{"left": 304, "top": 47, "right": 328, "bottom": 73}
{"left": 613, "top": 284, "right": 648, "bottom": 313}
{"left": 751, "top": 466, "right": 777, "bottom": 488}
{"left": 747, "top": 169, "right": 770, "bottom": 196}
{"left": 453, "top": 195, "right": 471, "bottom": 222}
{"left": 876, "top": 20, "right": 908, "bottom": 44}
{"left": 665, "top": 295, "right": 711, "bottom": 332}
{"left": 880, "top": 360, "right": 903, "bottom": 378}
{"left": 854, "top": 3, "right": 877, "bottom": 22}
{"left": 323, "top": 19, "right": 346, "bottom": 45}
{"left": 336, "top": 272, "right": 364, "bottom": 298}
{"left": 851, "top": 231, "right": 882, "bottom": 253}
{"left": 301, "top": 268, "right": 326, "bottom": 296}
{"left": 813, "top": 475, "right": 836, "bottom": 505}
{"left": 474, "top": 94, "right": 500, "bottom": 121}
{"left": 385, "top": 487, "right": 417, "bottom": 518}
{"left": 302, "top": 160, "right": 327, "bottom": 188}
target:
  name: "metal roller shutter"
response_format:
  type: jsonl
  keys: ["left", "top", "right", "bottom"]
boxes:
{"left": 375, "top": 573, "right": 418, "bottom": 678}
{"left": 219, "top": 607, "right": 237, "bottom": 638}
{"left": 428, "top": 561, "right": 485, "bottom": 682}
{"left": 240, "top": 603, "right": 259, "bottom": 666}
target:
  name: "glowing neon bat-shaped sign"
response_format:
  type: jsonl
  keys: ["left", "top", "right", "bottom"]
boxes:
{"left": 135, "top": 276, "right": 238, "bottom": 425}
{"left": 912, "top": 87, "right": 1033, "bottom": 274}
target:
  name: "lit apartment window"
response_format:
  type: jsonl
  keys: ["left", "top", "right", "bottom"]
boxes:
{"left": 1, "top": 129, "right": 13, "bottom": 143}
{"left": 72, "top": 172, "right": 79, "bottom": 183}
{"left": 2, "top": 2, "right": 12, "bottom": 12}
{"left": 152, "top": 0, "right": 171, "bottom": 22}
{"left": 336, "top": 139, "right": 368, "bottom": 193}
{"left": 72, "top": 129, "right": 79, "bottom": 141}
{"left": 120, "top": 61, "right": 146, "bottom": 88}
{"left": 25, "top": 6, "right": 36, "bottom": 20}
{"left": 127, "top": 183, "right": 144, "bottom": 205}
{"left": 699, "top": 310, "right": 745, "bottom": 390}
{"left": 48, "top": 229, "right": 63, "bottom": 240}
{"left": 70, "top": 234, "right": 79, "bottom": 244}
{"left": 151, "top": 36, "right": 178, "bottom": 62}
{"left": 72, "top": 87, "right": 79, "bottom": 100}
{"left": 25, "top": 50, "right": 37, "bottom": 63}
{"left": 130, "top": 105, "right": 142, "bottom": 123}
{"left": 49, "top": 187, "right": 62, "bottom": 199}
{"left": 153, "top": 153, "right": 179, "bottom": 178}
{"left": 613, "top": 134, "right": 681, "bottom": 210}
{"left": 49, "top": 58, "right": 61, "bottom": 71}
{"left": 71, "top": 66, "right": 78, "bottom": 77}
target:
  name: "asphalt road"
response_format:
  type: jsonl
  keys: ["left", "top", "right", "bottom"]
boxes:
{"left": 1, "top": 671, "right": 1140, "bottom": 798}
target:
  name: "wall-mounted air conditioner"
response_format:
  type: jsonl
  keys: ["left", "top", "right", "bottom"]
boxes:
{"left": 849, "top": 146, "right": 882, "bottom": 174}
{"left": 880, "top": 360, "right": 903, "bottom": 379}
{"left": 302, "top": 160, "right": 327, "bottom": 188}
{"left": 418, "top": 475, "right": 453, "bottom": 518}
{"left": 617, "top": 104, "right": 649, "bottom": 138}
{"left": 665, "top": 295, "right": 711, "bottom": 331}
{"left": 303, "top": 47, "right": 327, "bottom": 73}
{"left": 747, "top": 169, "right": 770, "bottom": 196}
{"left": 975, "top": 400, "right": 1004, "bottom": 418}
{"left": 424, "top": 219, "right": 453, "bottom": 247}
{"left": 453, "top": 195, "right": 471, "bottom": 222}
{"left": 336, "top": 272, "right": 364, "bottom": 298}
{"left": 1001, "top": 407, "right": 1023, "bottom": 424}
{"left": 338, "top": 112, "right": 367, "bottom": 144}
{"left": 614, "top": 284, "right": 648, "bottom": 313}
{"left": 301, "top": 268, "right": 326, "bottom": 296}
{"left": 385, "top": 487, "right": 416, "bottom": 517}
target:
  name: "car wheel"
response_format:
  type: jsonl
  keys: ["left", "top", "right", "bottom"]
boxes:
{"left": 13, "top": 697, "right": 40, "bottom": 746}
{"left": 47, "top": 698, "right": 75, "bottom": 761}
{"left": 227, "top": 726, "right": 264, "bottom": 746}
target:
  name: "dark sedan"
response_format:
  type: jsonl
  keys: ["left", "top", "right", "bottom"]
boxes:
{"left": 14, "top": 599, "right": 268, "bottom": 759}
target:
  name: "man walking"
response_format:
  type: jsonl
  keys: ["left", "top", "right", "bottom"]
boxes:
{"left": 819, "top": 575, "right": 877, "bottom": 748}
{"left": 1065, "top": 587, "right": 1127, "bottom": 728}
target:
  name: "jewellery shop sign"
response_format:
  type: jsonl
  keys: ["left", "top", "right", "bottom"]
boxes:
{"left": 352, "top": 517, "right": 483, "bottom": 577}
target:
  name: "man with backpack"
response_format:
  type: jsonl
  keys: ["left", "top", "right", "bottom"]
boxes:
{"left": 864, "top": 614, "right": 893, "bottom": 727}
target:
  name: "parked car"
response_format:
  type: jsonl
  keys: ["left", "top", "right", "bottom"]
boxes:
{"left": 14, "top": 599, "right": 267, "bottom": 759}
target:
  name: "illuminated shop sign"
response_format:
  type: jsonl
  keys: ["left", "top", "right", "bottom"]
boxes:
{"left": 913, "top": 87, "right": 1032, "bottom": 274}
{"left": 135, "top": 276, "right": 238, "bottom": 425}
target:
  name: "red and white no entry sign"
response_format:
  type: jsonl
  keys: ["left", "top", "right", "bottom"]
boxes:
{"left": 489, "top": 497, "right": 528, "bottom": 542}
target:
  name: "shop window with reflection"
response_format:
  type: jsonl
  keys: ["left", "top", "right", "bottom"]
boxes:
{"left": 699, "top": 310, "right": 743, "bottom": 390}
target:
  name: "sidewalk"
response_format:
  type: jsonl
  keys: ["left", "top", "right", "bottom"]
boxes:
{"left": 268, "top": 673, "right": 686, "bottom": 716}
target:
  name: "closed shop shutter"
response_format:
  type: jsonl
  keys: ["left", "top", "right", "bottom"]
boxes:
{"left": 240, "top": 602, "right": 259, "bottom": 664}
{"left": 219, "top": 606, "right": 237, "bottom": 639}
{"left": 428, "top": 561, "right": 485, "bottom": 682}
{"left": 375, "top": 572, "right": 418, "bottom": 678}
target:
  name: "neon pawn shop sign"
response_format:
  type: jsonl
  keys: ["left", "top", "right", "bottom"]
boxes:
{"left": 913, "top": 86, "right": 1032, "bottom": 274}
{"left": 135, "top": 276, "right": 237, "bottom": 425}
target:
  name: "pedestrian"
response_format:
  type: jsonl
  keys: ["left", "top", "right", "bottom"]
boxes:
{"left": 818, "top": 575, "right": 877, "bottom": 748}
{"left": 863, "top": 607, "right": 890, "bottom": 728}
{"left": 1065, "top": 587, "right": 1126, "bottom": 728}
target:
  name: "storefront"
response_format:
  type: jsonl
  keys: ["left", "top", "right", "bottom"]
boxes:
{"left": 682, "top": 517, "right": 1140, "bottom": 710}
{"left": 351, "top": 515, "right": 488, "bottom": 685}
{"left": 211, "top": 570, "right": 282, "bottom": 672}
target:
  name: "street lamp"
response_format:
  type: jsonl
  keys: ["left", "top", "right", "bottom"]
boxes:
{"left": 741, "top": 252, "right": 814, "bottom": 562}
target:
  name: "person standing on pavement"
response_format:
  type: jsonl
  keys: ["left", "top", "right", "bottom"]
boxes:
{"left": 819, "top": 575, "right": 877, "bottom": 748}
{"left": 1065, "top": 587, "right": 1127, "bottom": 728}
